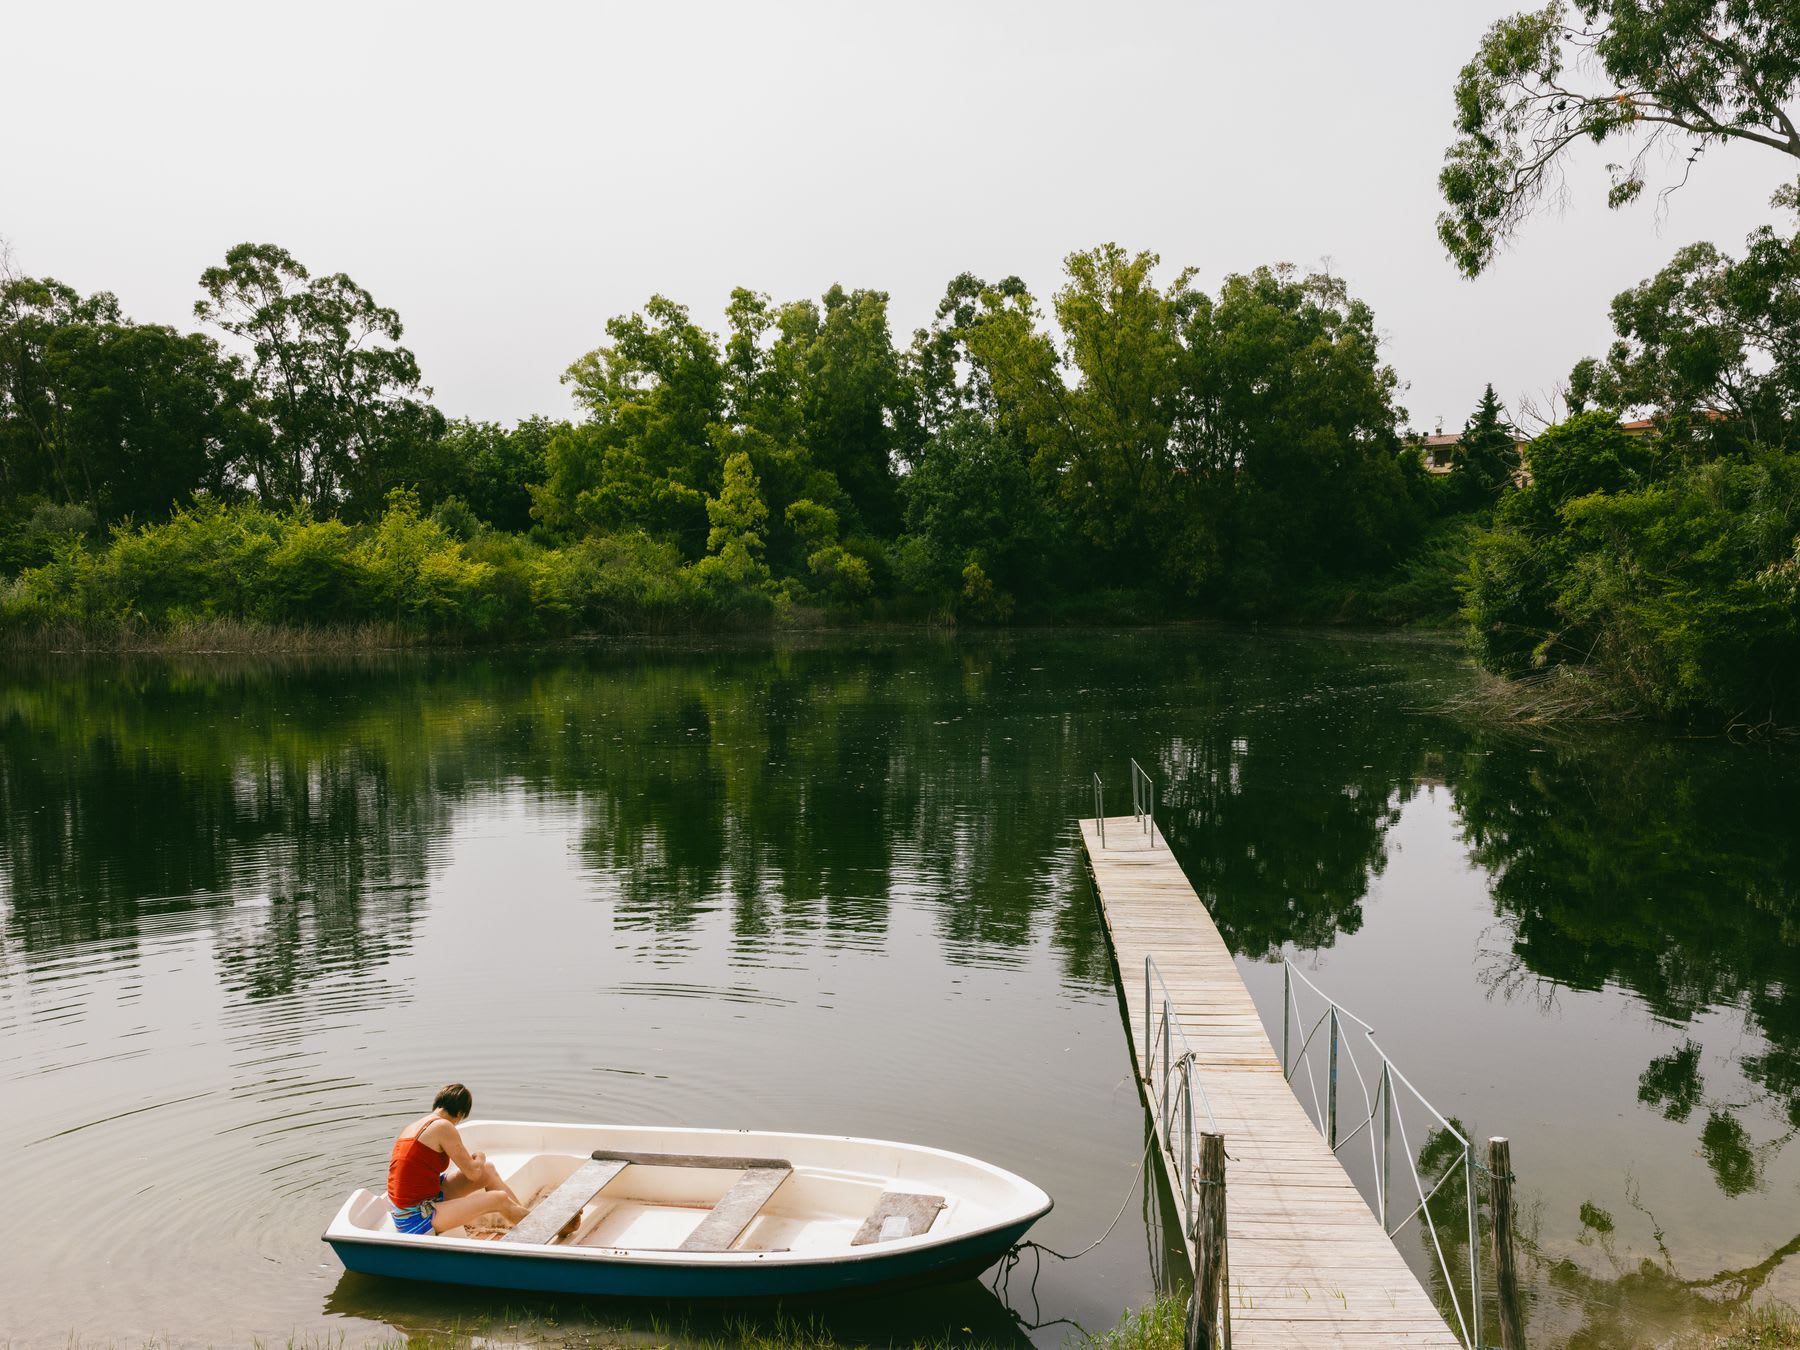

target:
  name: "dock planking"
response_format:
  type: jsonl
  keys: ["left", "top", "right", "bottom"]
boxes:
{"left": 1080, "top": 816, "right": 1461, "bottom": 1349}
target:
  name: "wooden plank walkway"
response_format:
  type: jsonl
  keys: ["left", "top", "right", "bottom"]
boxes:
{"left": 1081, "top": 816, "right": 1462, "bottom": 1348}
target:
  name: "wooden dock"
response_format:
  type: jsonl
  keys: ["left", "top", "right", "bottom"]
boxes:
{"left": 1081, "top": 816, "right": 1462, "bottom": 1348}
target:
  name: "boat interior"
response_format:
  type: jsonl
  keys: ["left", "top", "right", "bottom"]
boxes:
{"left": 357, "top": 1146, "right": 954, "bottom": 1256}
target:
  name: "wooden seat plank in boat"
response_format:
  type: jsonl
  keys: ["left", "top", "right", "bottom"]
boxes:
{"left": 590, "top": 1149, "right": 791, "bottom": 1171}
{"left": 503, "top": 1157, "right": 630, "bottom": 1245}
{"left": 850, "top": 1191, "right": 945, "bottom": 1246}
{"left": 676, "top": 1165, "right": 794, "bottom": 1252}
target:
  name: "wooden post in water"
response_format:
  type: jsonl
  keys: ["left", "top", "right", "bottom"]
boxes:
{"left": 1184, "top": 1132, "right": 1227, "bottom": 1350}
{"left": 1488, "top": 1136, "right": 1526, "bottom": 1350}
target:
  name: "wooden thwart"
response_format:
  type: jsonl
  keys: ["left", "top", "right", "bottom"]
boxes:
{"left": 505, "top": 1150, "right": 798, "bottom": 1250}
{"left": 677, "top": 1165, "right": 794, "bottom": 1252}
{"left": 849, "top": 1191, "right": 945, "bottom": 1246}
{"left": 503, "top": 1157, "right": 630, "bottom": 1245}
{"left": 590, "top": 1149, "right": 791, "bottom": 1171}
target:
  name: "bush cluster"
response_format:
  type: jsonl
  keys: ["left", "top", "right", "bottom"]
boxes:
{"left": 1466, "top": 413, "right": 1800, "bottom": 725}
{"left": 0, "top": 492, "right": 769, "bottom": 641}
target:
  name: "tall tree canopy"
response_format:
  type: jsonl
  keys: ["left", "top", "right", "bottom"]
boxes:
{"left": 1, "top": 275, "right": 258, "bottom": 522}
{"left": 195, "top": 243, "right": 441, "bottom": 511}
{"left": 1438, "top": 0, "right": 1800, "bottom": 275}
{"left": 540, "top": 294, "right": 725, "bottom": 550}
{"left": 963, "top": 248, "right": 1411, "bottom": 603}
{"left": 1570, "top": 187, "right": 1800, "bottom": 447}
{"left": 775, "top": 284, "right": 906, "bottom": 536}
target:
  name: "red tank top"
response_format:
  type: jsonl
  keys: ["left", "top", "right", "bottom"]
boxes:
{"left": 387, "top": 1129, "right": 448, "bottom": 1207}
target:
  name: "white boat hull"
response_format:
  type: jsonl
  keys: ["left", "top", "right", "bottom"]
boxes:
{"left": 323, "top": 1120, "right": 1051, "bottom": 1298}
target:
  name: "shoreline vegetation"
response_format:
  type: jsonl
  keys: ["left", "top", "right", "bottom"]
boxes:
{"left": 4, "top": 231, "right": 1796, "bottom": 731}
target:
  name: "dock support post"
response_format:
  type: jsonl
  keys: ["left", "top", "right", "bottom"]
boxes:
{"left": 1489, "top": 1136, "right": 1526, "bottom": 1350}
{"left": 1326, "top": 1007, "right": 1340, "bottom": 1150}
{"left": 1184, "top": 1132, "right": 1227, "bottom": 1350}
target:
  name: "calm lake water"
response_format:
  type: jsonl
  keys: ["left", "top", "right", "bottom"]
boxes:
{"left": 3, "top": 631, "right": 1797, "bottom": 1348}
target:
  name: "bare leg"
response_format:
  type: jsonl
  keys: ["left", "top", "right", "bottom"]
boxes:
{"left": 442, "top": 1158, "right": 520, "bottom": 1207}
{"left": 480, "top": 1157, "right": 521, "bottom": 1206}
{"left": 431, "top": 1188, "right": 527, "bottom": 1234}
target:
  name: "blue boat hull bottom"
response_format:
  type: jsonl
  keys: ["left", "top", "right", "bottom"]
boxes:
{"left": 328, "top": 1219, "right": 1037, "bottom": 1299}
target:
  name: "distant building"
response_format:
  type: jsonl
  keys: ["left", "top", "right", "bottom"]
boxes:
{"left": 1412, "top": 430, "right": 1529, "bottom": 477}
{"left": 1419, "top": 433, "right": 1460, "bottom": 476}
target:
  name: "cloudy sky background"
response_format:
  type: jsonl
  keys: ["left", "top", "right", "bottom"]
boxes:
{"left": 5, "top": 0, "right": 1793, "bottom": 436}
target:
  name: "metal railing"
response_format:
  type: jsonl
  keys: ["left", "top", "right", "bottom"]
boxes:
{"left": 1279, "top": 959, "right": 1484, "bottom": 1349}
{"left": 1130, "top": 758, "right": 1157, "bottom": 844}
{"left": 1144, "top": 955, "right": 1229, "bottom": 1348}
{"left": 1092, "top": 773, "right": 1106, "bottom": 847}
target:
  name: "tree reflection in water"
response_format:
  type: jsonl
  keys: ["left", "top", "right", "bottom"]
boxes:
{"left": 3, "top": 635, "right": 1798, "bottom": 1348}
{"left": 1448, "top": 728, "right": 1800, "bottom": 1199}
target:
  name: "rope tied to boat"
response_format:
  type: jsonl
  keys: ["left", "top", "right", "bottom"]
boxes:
{"left": 991, "top": 1129, "right": 1158, "bottom": 1331}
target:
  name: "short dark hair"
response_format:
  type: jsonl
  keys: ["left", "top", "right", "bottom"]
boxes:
{"left": 433, "top": 1083, "right": 472, "bottom": 1118}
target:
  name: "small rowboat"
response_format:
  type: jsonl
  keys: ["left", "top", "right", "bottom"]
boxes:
{"left": 323, "top": 1120, "right": 1052, "bottom": 1298}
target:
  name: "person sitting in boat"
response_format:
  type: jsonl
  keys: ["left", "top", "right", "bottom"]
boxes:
{"left": 387, "top": 1082, "right": 528, "bottom": 1235}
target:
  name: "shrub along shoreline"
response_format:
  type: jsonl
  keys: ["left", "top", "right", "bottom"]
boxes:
{"left": 1, "top": 490, "right": 1471, "bottom": 653}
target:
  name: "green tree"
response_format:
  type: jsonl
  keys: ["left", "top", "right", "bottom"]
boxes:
{"left": 964, "top": 249, "right": 1411, "bottom": 605}
{"left": 541, "top": 295, "right": 723, "bottom": 552}
{"left": 1438, "top": 1, "right": 1800, "bottom": 275}
{"left": 355, "top": 488, "right": 492, "bottom": 626}
{"left": 1, "top": 276, "right": 123, "bottom": 507}
{"left": 437, "top": 416, "right": 561, "bottom": 533}
{"left": 902, "top": 271, "right": 1032, "bottom": 445}
{"left": 1, "top": 276, "right": 260, "bottom": 523}
{"left": 1196, "top": 266, "right": 1412, "bottom": 603}
{"left": 1449, "top": 383, "right": 1521, "bottom": 505}
{"left": 770, "top": 285, "right": 906, "bottom": 536}
{"left": 1569, "top": 193, "right": 1800, "bottom": 449}
{"left": 965, "top": 247, "right": 1198, "bottom": 585}
{"left": 194, "top": 243, "right": 442, "bottom": 511}
{"left": 1466, "top": 410, "right": 1648, "bottom": 674}
{"left": 1522, "top": 408, "right": 1655, "bottom": 509}
{"left": 1466, "top": 408, "right": 1800, "bottom": 719}
{"left": 899, "top": 410, "right": 1051, "bottom": 609}
{"left": 689, "top": 450, "right": 774, "bottom": 606}
{"left": 704, "top": 450, "right": 769, "bottom": 559}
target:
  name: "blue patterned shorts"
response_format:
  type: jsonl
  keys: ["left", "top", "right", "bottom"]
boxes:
{"left": 392, "top": 1181, "right": 444, "bottom": 1236}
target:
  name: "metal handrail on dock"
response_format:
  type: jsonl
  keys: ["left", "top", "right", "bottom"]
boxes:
{"left": 1144, "top": 954, "right": 1229, "bottom": 1349}
{"left": 1280, "top": 959, "right": 1489, "bottom": 1349}
{"left": 1130, "top": 758, "right": 1157, "bottom": 843}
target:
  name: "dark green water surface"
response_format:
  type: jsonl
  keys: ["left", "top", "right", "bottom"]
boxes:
{"left": 3, "top": 631, "right": 1797, "bottom": 1348}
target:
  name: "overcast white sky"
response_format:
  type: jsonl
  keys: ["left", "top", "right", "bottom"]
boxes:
{"left": 4, "top": 0, "right": 1793, "bottom": 436}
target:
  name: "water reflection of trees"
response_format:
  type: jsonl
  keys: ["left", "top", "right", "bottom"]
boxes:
{"left": 1155, "top": 649, "right": 1436, "bottom": 957}
{"left": 0, "top": 664, "right": 448, "bottom": 1000}
{"left": 1447, "top": 731, "right": 1800, "bottom": 1194}
{"left": 7, "top": 639, "right": 1799, "bottom": 1170}
{"left": 0, "top": 641, "right": 1145, "bottom": 1003}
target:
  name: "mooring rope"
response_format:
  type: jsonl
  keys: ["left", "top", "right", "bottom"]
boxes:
{"left": 991, "top": 1129, "right": 1158, "bottom": 1332}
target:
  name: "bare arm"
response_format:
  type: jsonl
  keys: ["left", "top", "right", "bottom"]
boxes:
{"left": 422, "top": 1119, "right": 484, "bottom": 1178}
